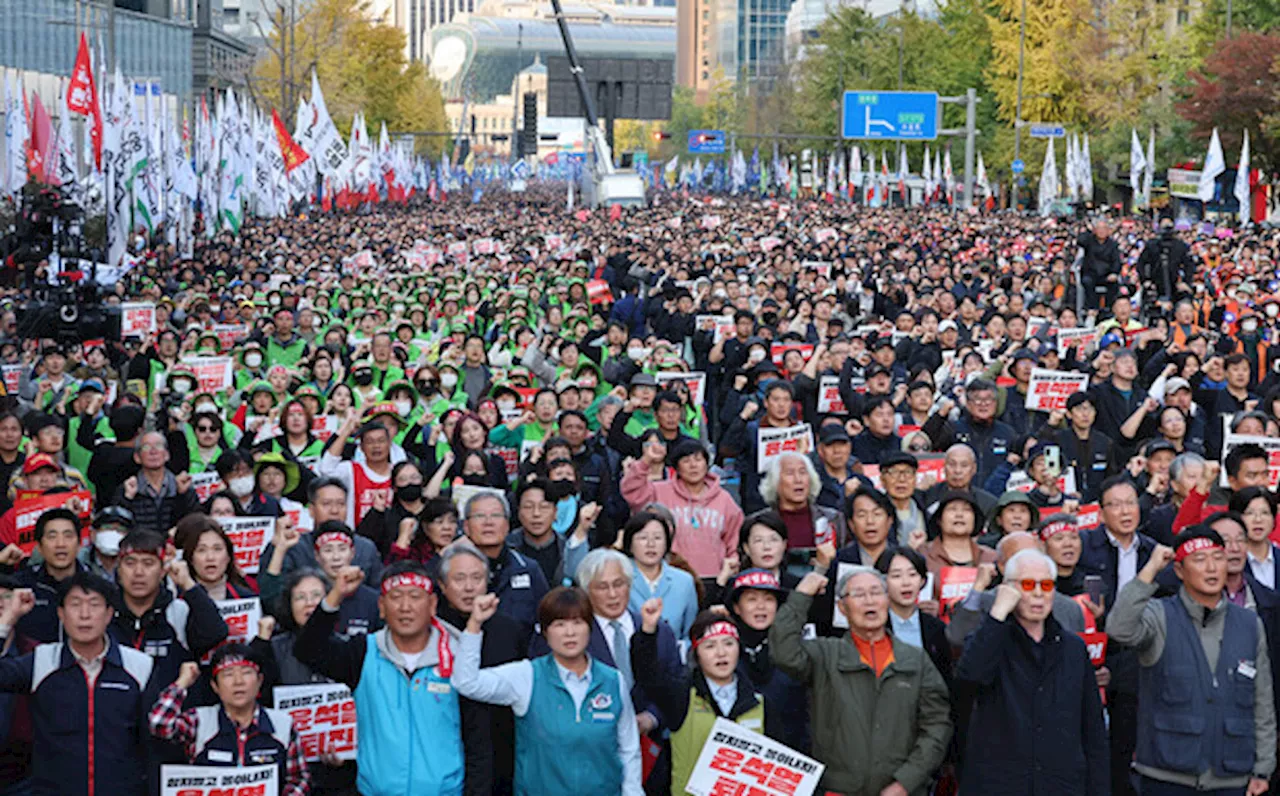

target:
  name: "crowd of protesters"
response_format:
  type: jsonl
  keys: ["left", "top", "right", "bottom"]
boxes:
{"left": 0, "top": 187, "right": 1278, "bottom": 796}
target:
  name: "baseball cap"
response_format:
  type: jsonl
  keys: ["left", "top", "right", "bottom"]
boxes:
{"left": 22, "top": 453, "right": 59, "bottom": 475}
{"left": 729, "top": 569, "right": 786, "bottom": 604}
{"left": 880, "top": 451, "right": 919, "bottom": 471}
{"left": 1065, "top": 392, "right": 1095, "bottom": 411}
{"left": 938, "top": 320, "right": 959, "bottom": 333}
{"left": 629, "top": 373, "right": 658, "bottom": 389}
{"left": 819, "top": 425, "right": 851, "bottom": 445}
{"left": 1165, "top": 377, "right": 1192, "bottom": 394}
{"left": 866, "top": 363, "right": 891, "bottom": 379}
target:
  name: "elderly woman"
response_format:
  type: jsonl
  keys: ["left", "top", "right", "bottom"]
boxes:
{"left": 770, "top": 565, "right": 952, "bottom": 795}
{"left": 760, "top": 450, "right": 845, "bottom": 552}
{"left": 923, "top": 491, "right": 998, "bottom": 575}
{"left": 620, "top": 439, "right": 744, "bottom": 579}
{"left": 955, "top": 549, "right": 1107, "bottom": 796}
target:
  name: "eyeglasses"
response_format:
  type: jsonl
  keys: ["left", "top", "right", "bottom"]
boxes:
{"left": 195, "top": 425, "right": 217, "bottom": 432}
{"left": 137, "top": 444, "right": 166, "bottom": 453}
{"left": 1244, "top": 509, "right": 1274, "bottom": 521}
{"left": 968, "top": 396, "right": 995, "bottom": 405}
{"left": 1018, "top": 579, "right": 1056, "bottom": 593}
{"left": 843, "top": 587, "right": 887, "bottom": 601}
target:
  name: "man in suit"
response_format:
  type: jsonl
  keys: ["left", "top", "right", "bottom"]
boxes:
{"left": 530, "top": 548, "right": 680, "bottom": 796}
{"left": 1078, "top": 475, "right": 1159, "bottom": 796}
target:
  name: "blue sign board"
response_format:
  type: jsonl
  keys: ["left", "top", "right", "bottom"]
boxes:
{"left": 688, "top": 130, "right": 726, "bottom": 154}
{"left": 841, "top": 91, "right": 939, "bottom": 140}
{"left": 1028, "top": 124, "right": 1066, "bottom": 138}
{"left": 1011, "top": 159, "right": 1025, "bottom": 174}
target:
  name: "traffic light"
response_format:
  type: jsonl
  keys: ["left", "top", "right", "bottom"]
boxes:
{"left": 520, "top": 93, "right": 538, "bottom": 157}
{"left": 653, "top": 131, "right": 671, "bottom": 142}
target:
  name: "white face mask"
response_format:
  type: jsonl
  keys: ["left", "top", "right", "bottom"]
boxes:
{"left": 441, "top": 373, "right": 458, "bottom": 389}
{"left": 172, "top": 379, "right": 193, "bottom": 394}
{"left": 748, "top": 349, "right": 766, "bottom": 364}
{"left": 1268, "top": 305, "right": 1279, "bottom": 318}
{"left": 244, "top": 353, "right": 263, "bottom": 369}
{"left": 196, "top": 402, "right": 217, "bottom": 415}
{"left": 394, "top": 400, "right": 413, "bottom": 416}
{"left": 1243, "top": 320, "right": 1259, "bottom": 333}
{"left": 228, "top": 475, "right": 255, "bottom": 497}
{"left": 627, "top": 348, "right": 644, "bottom": 361}
{"left": 94, "top": 529, "right": 123, "bottom": 556}
{"left": 497, "top": 399, "right": 516, "bottom": 413}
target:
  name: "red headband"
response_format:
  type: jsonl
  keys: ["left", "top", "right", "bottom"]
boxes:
{"left": 734, "top": 570, "right": 781, "bottom": 591}
{"left": 691, "top": 621, "right": 739, "bottom": 650}
{"left": 1176, "top": 536, "right": 1223, "bottom": 562}
{"left": 381, "top": 572, "right": 434, "bottom": 596}
{"left": 1039, "top": 521, "right": 1076, "bottom": 542}
{"left": 212, "top": 655, "right": 260, "bottom": 679}
{"left": 314, "top": 531, "right": 353, "bottom": 550}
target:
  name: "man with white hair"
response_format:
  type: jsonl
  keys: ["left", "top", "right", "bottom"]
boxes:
{"left": 770, "top": 564, "right": 951, "bottom": 795}
{"left": 531, "top": 548, "right": 681, "bottom": 785}
{"left": 955, "top": 548, "right": 1109, "bottom": 795}
{"left": 460, "top": 492, "right": 548, "bottom": 636}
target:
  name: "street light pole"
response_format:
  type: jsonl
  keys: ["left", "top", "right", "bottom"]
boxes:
{"left": 1010, "top": 0, "right": 1026, "bottom": 211}
{"left": 511, "top": 22, "right": 522, "bottom": 161}
{"left": 1226, "top": 0, "right": 1234, "bottom": 37}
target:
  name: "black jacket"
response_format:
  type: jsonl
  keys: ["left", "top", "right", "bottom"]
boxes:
{"left": 1089, "top": 380, "right": 1149, "bottom": 446}
{"left": 1077, "top": 527, "right": 1158, "bottom": 695}
{"left": 1078, "top": 231, "right": 1122, "bottom": 282}
{"left": 1137, "top": 233, "right": 1195, "bottom": 301}
{"left": 108, "top": 584, "right": 228, "bottom": 695}
{"left": 956, "top": 614, "right": 1109, "bottom": 796}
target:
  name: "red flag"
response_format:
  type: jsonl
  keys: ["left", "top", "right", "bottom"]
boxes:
{"left": 271, "top": 109, "right": 309, "bottom": 173}
{"left": 66, "top": 33, "right": 103, "bottom": 169}
{"left": 366, "top": 183, "right": 379, "bottom": 204}
{"left": 26, "top": 92, "right": 53, "bottom": 184}
{"left": 608, "top": 203, "right": 621, "bottom": 222}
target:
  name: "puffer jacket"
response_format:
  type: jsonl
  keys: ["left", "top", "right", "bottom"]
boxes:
{"left": 770, "top": 590, "right": 952, "bottom": 796}
{"left": 619, "top": 458, "right": 745, "bottom": 578}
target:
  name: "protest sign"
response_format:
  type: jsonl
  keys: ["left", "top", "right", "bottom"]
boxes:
{"left": 311, "top": 414, "right": 339, "bottom": 442}
{"left": 860, "top": 455, "right": 945, "bottom": 491}
{"left": 121, "top": 302, "right": 156, "bottom": 337}
{"left": 759, "top": 236, "right": 783, "bottom": 252}
{"left": 1, "top": 364, "right": 20, "bottom": 396}
{"left": 1057, "top": 327, "right": 1100, "bottom": 357}
{"left": 1005, "top": 468, "right": 1078, "bottom": 497}
{"left": 178, "top": 356, "right": 235, "bottom": 394}
{"left": 274, "top": 683, "right": 358, "bottom": 762}
{"left": 13, "top": 490, "right": 92, "bottom": 553}
{"left": 684, "top": 718, "right": 824, "bottom": 796}
{"left": 487, "top": 446, "right": 520, "bottom": 482}
{"left": 1221, "top": 433, "right": 1280, "bottom": 488}
{"left": 586, "top": 279, "right": 613, "bottom": 305}
{"left": 1081, "top": 630, "right": 1108, "bottom": 667}
{"left": 213, "top": 598, "right": 261, "bottom": 649}
{"left": 938, "top": 566, "right": 978, "bottom": 623}
{"left": 655, "top": 371, "right": 706, "bottom": 406}
{"left": 472, "top": 237, "right": 497, "bottom": 255}
{"left": 816, "top": 375, "right": 845, "bottom": 414}
{"left": 1076, "top": 503, "right": 1102, "bottom": 531}
{"left": 700, "top": 214, "right": 722, "bottom": 229}
{"left": 452, "top": 484, "right": 508, "bottom": 518}
{"left": 697, "top": 315, "right": 737, "bottom": 344}
{"left": 770, "top": 343, "right": 814, "bottom": 367}
{"left": 216, "top": 516, "right": 275, "bottom": 575}
{"left": 757, "top": 424, "right": 813, "bottom": 473}
{"left": 160, "top": 764, "right": 277, "bottom": 796}
{"left": 190, "top": 471, "right": 225, "bottom": 504}
{"left": 1026, "top": 368, "right": 1090, "bottom": 412}
{"left": 813, "top": 227, "right": 838, "bottom": 244}
{"left": 212, "top": 324, "right": 249, "bottom": 351}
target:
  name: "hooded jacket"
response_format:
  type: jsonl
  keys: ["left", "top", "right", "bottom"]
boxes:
{"left": 619, "top": 458, "right": 745, "bottom": 578}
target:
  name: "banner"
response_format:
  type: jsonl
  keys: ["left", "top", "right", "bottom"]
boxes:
{"left": 274, "top": 683, "right": 358, "bottom": 762}
{"left": 213, "top": 323, "right": 249, "bottom": 350}
{"left": 12, "top": 490, "right": 92, "bottom": 553}
{"left": 1220, "top": 433, "right": 1280, "bottom": 488}
{"left": 179, "top": 356, "right": 235, "bottom": 394}
{"left": 121, "top": 302, "right": 157, "bottom": 337}
{"left": 655, "top": 371, "right": 706, "bottom": 407}
{"left": 216, "top": 515, "right": 275, "bottom": 574}
{"left": 757, "top": 424, "right": 813, "bottom": 473}
{"left": 1057, "top": 327, "right": 1100, "bottom": 357}
{"left": 697, "top": 315, "right": 737, "bottom": 344}
{"left": 684, "top": 718, "right": 824, "bottom": 796}
{"left": 816, "top": 375, "right": 845, "bottom": 414}
{"left": 191, "top": 471, "right": 225, "bottom": 503}
{"left": 1026, "top": 368, "right": 1090, "bottom": 412}
{"left": 938, "top": 566, "right": 978, "bottom": 623}
{"left": 586, "top": 279, "right": 613, "bottom": 305}
{"left": 160, "top": 764, "right": 278, "bottom": 796}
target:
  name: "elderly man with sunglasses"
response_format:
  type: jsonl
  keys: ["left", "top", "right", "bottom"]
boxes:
{"left": 955, "top": 548, "right": 1109, "bottom": 796}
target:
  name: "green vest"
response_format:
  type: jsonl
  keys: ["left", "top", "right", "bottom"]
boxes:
{"left": 670, "top": 687, "right": 766, "bottom": 795}
{"left": 266, "top": 334, "right": 309, "bottom": 368}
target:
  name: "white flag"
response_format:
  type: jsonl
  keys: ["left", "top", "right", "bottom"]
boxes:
{"left": 1065, "top": 134, "right": 1079, "bottom": 202}
{"left": 302, "top": 72, "right": 346, "bottom": 176}
{"left": 103, "top": 68, "right": 134, "bottom": 266}
{"left": 922, "top": 145, "right": 933, "bottom": 198}
{"left": 1198, "top": 127, "right": 1225, "bottom": 203}
{"left": 976, "top": 151, "right": 990, "bottom": 199}
{"left": 1129, "top": 129, "right": 1147, "bottom": 207}
{"left": 1038, "top": 138, "right": 1059, "bottom": 217}
{"left": 4, "top": 74, "right": 28, "bottom": 198}
{"left": 1143, "top": 128, "right": 1154, "bottom": 214}
{"left": 1081, "top": 134, "right": 1094, "bottom": 200}
{"left": 1235, "top": 128, "right": 1251, "bottom": 226}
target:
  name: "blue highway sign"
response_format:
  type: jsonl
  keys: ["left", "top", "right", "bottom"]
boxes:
{"left": 688, "top": 130, "right": 726, "bottom": 154}
{"left": 842, "top": 91, "right": 939, "bottom": 140}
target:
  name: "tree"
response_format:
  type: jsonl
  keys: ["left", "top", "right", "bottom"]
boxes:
{"left": 986, "top": 0, "right": 1093, "bottom": 126}
{"left": 1177, "top": 32, "right": 1280, "bottom": 168}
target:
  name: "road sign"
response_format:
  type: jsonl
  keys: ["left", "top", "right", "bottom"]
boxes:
{"left": 841, "top": 91, "right": 939, "bottom": 140}
{"left": 1028, "top": 124, "right": 1066, "bottom": 138}
{"left": 688, "top": 130, "right": 726, "bottom": 154}
{"left": 1011, "top": 159, "right": 1025, "bottom": 174}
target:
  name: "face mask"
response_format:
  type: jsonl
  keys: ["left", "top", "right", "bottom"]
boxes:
{"left": 93, "top": 529, "right": 123, "bottom": 555}
{"left": 354, "top": 371, "right": 373, "bottom": 386}
{"left": 210, "top": 304, "right": 221, "bottom": 314}
{"left": 627, "top": 348, "right": 644, "bottom": 361}
{"left": 394, "top": 400, "right": 413, "bottom": 416}
{"left": 497, "top": 399, "right": 516, "bottom": 413}
{"left": 269, "top": 295, "right": 282, "bottom": 307}
{"left": 462, "top": 474, "right": 490, "bottom": 486}
{"left": 196, "top": 402, "right": 217, "bottom": 415}
{"left": 244, "top": 353, "right": 263, "bottom": 368}
{"left": 1243, "top": 320, "right": 1259, "bottom": 333}
{"left": 1268, "top": 305, "right": 1279, "bottom": 318}
{"left": 173, "top": 379, "right": 194, "bottom": 394}
{"left": 441, "top": 373, "right": 458, "bottom": 389}
{"left": 228, "top": 475, "right": 255, "bottom": 497}
{"left": 395, "top": 484, "right": 423, "bottom": 503}
{"left": 748, "top": 349, "right": 765, "bottom": 364}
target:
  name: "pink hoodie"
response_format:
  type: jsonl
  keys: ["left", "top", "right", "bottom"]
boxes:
{"left": 620, "top": 459, "right": 744, "bottom": 577}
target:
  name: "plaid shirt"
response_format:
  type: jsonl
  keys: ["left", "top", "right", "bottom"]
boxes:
{"left": 148, "top": 682, "right": 311, "bottom": 796}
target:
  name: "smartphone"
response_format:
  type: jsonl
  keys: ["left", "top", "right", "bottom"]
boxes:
{"left": 1044, "top": 445, "right": 1062, "bottom": 480}
{"left": 1084, "top": 574, "right": 1104, "bottom": 605}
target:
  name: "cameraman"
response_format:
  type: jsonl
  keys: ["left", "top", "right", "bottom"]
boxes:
{"left": 1077, "top": 218, "right": 1122, "bottom": 312}
{"left": 1138, "top": 217, "right": 1196, "bottom": 314}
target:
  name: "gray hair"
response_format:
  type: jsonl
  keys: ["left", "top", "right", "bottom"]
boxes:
{"left": 1231, "top": 411, "right": 1270, "bottom": 433}
{"left": 1003, "top": 548, "right": 1058, "bottom": 581}
{"left": 836, "top": 565, "right": 887, "bottom": 598}
{"left": 575, "top": 548, "right": 632, "bottom": 589}
{"left": 437, "top": 539, "right": 490, "bottom": 581}
{"left": 759, "top": 451, "right": 821, "bottom": 508}
{"left": 463, "top": 490, "right": 509, "bottom": 521}
{"left": 945, "top": 443, "right": 977, "bottom": 464}
{"left": 1170, "top": 452, "right": 1206, "bottom": 483}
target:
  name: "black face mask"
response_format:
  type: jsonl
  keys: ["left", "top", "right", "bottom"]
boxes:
{"left": 354, "top": 372, "right": 373, "bottom": 386}
{"left": 545, "top": 479, "right": 579, "bottom": 501}
{"left": 462, "top": 474, "right": 490, "bottom": 487}
{"left": 762, "top": 312, "right": 778, "bottom": 326}
{"left": 396, "top": 484, "right": 423, "bottom": 503}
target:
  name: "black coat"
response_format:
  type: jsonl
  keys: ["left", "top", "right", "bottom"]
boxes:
{"left": 956, "top": 614, "right": 1109, "bottom": 796}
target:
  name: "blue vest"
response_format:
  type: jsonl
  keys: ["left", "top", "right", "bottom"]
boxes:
{"left": 353, "top": 635, "right": 465, "bottom": 796}
{"left": 1136, "top": 596, "right": 1259, "bottom": 778}
{"left": 514, "top": 654, "right": 626, "bottom": 796}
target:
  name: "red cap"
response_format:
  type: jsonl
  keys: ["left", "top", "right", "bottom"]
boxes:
{"left": 22, "top": 453, "right": 59, "bottom": 475}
